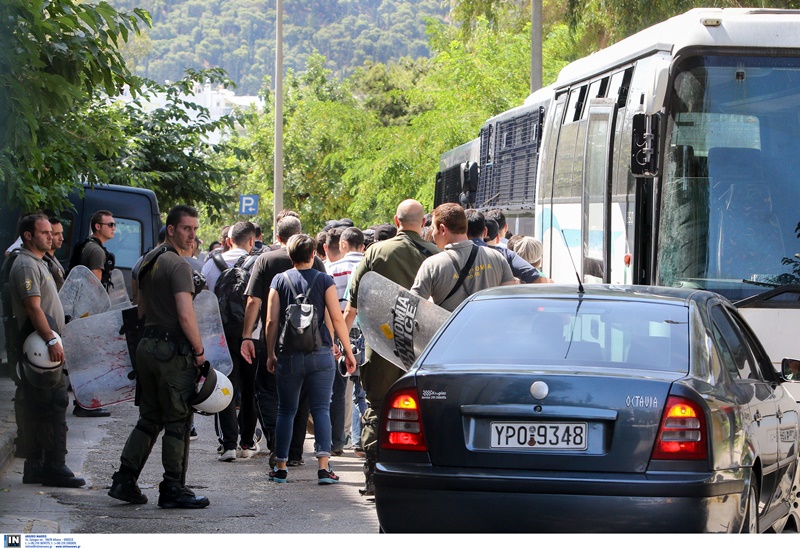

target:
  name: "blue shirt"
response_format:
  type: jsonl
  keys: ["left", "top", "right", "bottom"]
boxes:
{"left": 271, "top": 267, "right": 335, "bottom": 347}
{"left": 471, "top": 238, "right": 541, "bottom": 283}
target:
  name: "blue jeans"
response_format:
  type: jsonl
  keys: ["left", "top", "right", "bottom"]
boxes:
{"left": 275, "top": 349, "right": 335, "bottom": 462}
{"left": 350, "top": 376, "right": 368, "bottom": 448}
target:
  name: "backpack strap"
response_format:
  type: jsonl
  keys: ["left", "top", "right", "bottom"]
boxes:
{"left": 440, "top": 244, "right": 479, "bottom": 305}
{"left": 283, "top": 269, "right": 320, "bottom": 302}
{"left": 137, "top": 245, "right": 178, "bottom": 289}
{"left": 211, "top": 251, "right": 228, "bottom": 272}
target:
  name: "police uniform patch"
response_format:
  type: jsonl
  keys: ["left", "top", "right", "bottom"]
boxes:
{"left": 23, "top": 279, "right": 32, "bottom": 291}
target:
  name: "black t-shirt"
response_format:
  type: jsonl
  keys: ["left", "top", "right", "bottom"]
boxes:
{"left": 244, "top": 247, "right": 326, "bottom": 326}
{"left": 270, "top": 267, "right": 335, "bottom": 348}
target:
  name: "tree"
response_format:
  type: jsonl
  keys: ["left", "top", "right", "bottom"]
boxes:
{"left": 0, "top": 0, "right": 150, "bottom": 212}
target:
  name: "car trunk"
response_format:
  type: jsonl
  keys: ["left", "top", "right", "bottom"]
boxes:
{"left": 414, "top": 363, "right": 685, "bottom": 474}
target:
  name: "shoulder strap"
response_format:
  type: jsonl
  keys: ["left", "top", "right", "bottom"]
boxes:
{"left": 282, "top": 271, "right": 299, "bottom": 300}
{"left": 401, "top": 233, "right": 435, "bottom": 258}
{"left": 211, "top": 251, "right": 228, "bottom": 272}
{"left": 137, "top": 245, "right": 178, "bottom": 289}
{"left": 283, "top": 270, "right": 320, "bottom": 302}
{"left": 441, "top": 244, "right": 479, "bottom": 305}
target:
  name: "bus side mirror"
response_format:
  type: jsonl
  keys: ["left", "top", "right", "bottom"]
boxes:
{"left": 631, "top": 113, "right": 660, "bottom": 177}
{"left": 782, "top": 358, "right": 800, "bottom": 380}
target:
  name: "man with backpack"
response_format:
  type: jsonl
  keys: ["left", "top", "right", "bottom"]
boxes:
{"left": 201, "top": 221, "right": 261, "bottom": 462}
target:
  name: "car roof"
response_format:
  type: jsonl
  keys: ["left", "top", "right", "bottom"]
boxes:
{"left": 468, "top": 284, "right": 721, "bottom": 308}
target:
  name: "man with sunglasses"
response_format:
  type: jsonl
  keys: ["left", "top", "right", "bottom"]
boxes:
{"left": 68, "top": 209, "right": 117, "bottom": 418}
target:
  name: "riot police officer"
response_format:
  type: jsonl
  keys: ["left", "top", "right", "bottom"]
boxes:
{"left": 108, "top": 205, "right": 209, "bottom": 509}
{"left": 7, "top": 213, "right": 85, "bottom": 487}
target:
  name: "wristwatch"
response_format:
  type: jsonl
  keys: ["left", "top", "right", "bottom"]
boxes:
{"left": 46, "top": 337, "right": 58, "bottom": 347}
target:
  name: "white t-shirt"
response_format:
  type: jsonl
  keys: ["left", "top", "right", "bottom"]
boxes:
{"left": 201, "top": 248, "right": 249, "bottom": 292}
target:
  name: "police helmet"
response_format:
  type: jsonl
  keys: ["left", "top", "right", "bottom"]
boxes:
{"left": 191, "top": 363, "right": 233, "bottom": 415}
{"left": 22, "top": 332, "right": 63, "bottom": 388}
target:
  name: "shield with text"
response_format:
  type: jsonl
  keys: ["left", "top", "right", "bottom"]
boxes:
{"left": 357, "top": 271, "right": 450, "bottom": 372}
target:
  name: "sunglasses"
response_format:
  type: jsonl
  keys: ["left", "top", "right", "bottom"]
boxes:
{"left": 100, "top": 222, "right": 117, "bottom": 228}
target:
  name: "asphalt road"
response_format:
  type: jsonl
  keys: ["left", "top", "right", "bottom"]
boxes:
{"left": 0, "top": 395, "right": 380, "bottom": 535}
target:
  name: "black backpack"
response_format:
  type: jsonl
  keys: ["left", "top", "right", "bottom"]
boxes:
{"left": 214, "top": 253, "right": 260, "bottom": 336}
{"left": 278, "top": 270, "right": 321, "bottom": 354}
{"left": 0, "top": 250, "right": 22, "bottom": 371}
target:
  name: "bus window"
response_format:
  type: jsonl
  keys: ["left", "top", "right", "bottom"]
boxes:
{"left": 566, "top": 86, "right": 587, "bottom": 123}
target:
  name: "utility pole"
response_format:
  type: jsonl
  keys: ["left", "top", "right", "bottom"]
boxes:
{"left": 531, "top": 0, "right": 542, "bottom": 93}
{"left": 273, "top": 0, "right": 284, "bottom": 235}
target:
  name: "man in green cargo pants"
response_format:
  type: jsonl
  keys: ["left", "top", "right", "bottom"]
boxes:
{"left": 108, "top": 205, "right": 209, "bottom": 509}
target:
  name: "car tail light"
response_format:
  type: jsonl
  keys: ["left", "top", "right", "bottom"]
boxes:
{"left": 381, "top": 388, "right": 427, "bottom": 452}
{"left": 651, "top": 395, "right": 708, "bottom": 460}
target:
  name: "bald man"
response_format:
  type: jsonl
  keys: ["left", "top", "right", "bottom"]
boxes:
{"left": 343, "top": 199, "right": 440, "bottom": 496}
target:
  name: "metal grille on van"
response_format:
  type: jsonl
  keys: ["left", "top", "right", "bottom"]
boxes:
{"left": 477, "top": 107, "right": 543, "bottom": 209}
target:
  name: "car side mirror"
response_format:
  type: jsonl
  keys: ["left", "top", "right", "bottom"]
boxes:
{"left": 781, "top": 358, "right": 800, "bottom": 380}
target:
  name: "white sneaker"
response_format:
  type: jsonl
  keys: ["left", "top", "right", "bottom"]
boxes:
{"left": 218, "top": 448, "right": 237, "bottom": 462}
{"left": 239, "top": 442, "right": 259, "bottom": 459}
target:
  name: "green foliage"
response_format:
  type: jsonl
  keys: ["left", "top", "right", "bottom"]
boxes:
{"left": 0, "top": 0, "right": 150, "bottom": 213}
{"left": 107, "top": 0, "right": 448, "bottom": 96}
{"left": 566, "top": 0, "right": 800, "bottom": 46}
{"left": 105, "top": 69, "right": 246, "bottom": 222}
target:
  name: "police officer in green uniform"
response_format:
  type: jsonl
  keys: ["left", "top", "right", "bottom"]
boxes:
{"left": 343, "top": 199, "right": 439, "bottom": 496}
{"left": 108, "top": 205, "right": 209, "bottom": 509}
{"left": 8, "top": 213, "right": 85, "bottom": 487}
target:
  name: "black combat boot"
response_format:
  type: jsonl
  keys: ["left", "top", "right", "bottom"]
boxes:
{"left": 109, "top": 470, "right": 148, "bottom": 504}
{"left": 157, "top": 480, "right": 209, "bottom": 509}
{"left": 22, "top": 460, "right": 45, "bottom": 484}
{"left": 359, "top": 456, "right": 376, "bottom": 497}
{"left": 40, "top": 463, "right": 86, "bottom": 488}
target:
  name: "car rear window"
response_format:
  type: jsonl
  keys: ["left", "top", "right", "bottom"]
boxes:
{"left": 423, "top": 297, "right": 690, "bottom": 373}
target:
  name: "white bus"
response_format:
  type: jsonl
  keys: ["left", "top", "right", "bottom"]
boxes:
{"left": 436, "top": 8, "right": 800, "bottom": 370}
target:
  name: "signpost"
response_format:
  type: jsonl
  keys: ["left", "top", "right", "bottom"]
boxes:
{"left": 239, "top": 194, "right": 259, "bottom": 215}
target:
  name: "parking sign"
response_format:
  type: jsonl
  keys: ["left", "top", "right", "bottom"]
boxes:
{"left": 239, "top": 194, "right": 259, "bottom": 215}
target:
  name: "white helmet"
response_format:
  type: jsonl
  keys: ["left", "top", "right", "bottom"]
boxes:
{"left": 191, "top": 365, "right": 233, "bottom": 415}
{"left": 22, "top": 332, "right": 63, "bottom": 388}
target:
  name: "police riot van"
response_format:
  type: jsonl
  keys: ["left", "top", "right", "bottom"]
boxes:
{"left": 0, "top": 183, "right": 161, "bottom": 369}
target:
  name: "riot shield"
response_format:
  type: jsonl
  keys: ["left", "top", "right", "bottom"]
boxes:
{"left": 108, "top": 269, "right": 131, "bottom": 310}
{"left": 63, "top": 291, "right": 233, "bottom": 408}
{"left": 59, "top": 265, "right": 110, "bottom": 320}
{"left": 357, "top": 271, "right": 450, "bottom": 372}
{"left": 62, "top": 306, "right": 136, "bottom": 408}
{"left": 194, "top": 290, "right": 233, "bottom": 376}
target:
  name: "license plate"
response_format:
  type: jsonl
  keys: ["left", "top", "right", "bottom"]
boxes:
{"left": 490, "top": 422, "right": 588, "bottom": 450}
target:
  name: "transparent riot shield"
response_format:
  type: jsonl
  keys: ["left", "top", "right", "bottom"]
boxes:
{"left": 59, "top": 265, "right": 111, "bottom": 321}
{"left": 194, "top": 290, "right": 233, "bottom": 376}
{"left": 62, "top": 306, "right": 136, "bottom": 408}
{"left": 108, "top": 269, "right": 131, "bottom": 310}
{"left": 357, "top": 271, "right": 450, "bottom": 372}
{"left": 63, "top": 291, "right": 233, "bottom": 408}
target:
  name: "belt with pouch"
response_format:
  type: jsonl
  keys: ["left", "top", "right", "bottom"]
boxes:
{"left": 141, "top": 325, "right": 192, "bottom": 357}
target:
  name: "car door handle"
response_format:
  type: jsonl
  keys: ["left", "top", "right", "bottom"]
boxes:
{"left": 754, "top": 410, "right": 762, "bottom": 424}
{"left": 777, "top": 408, "right": 784, "bottom": 420}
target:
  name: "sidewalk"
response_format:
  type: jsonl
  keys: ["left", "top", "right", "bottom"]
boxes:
{"left": 0, "top": 371, "right": 62, "bottom": 534}
{"left": 0, "top": 371, "right": 16, "bottom": 478}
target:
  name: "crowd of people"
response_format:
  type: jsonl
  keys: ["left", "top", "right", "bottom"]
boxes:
{"left": 2, "top": 199, "right": 550, "bottom": 507}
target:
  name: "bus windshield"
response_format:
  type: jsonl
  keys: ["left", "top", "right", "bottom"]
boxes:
{"left": 658, "top": 53, "right": 800, "bottom": 301}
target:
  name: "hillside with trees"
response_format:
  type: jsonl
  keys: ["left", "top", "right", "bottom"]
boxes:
{"left": 108, "top": 0, "right": 448, "bottom": 95}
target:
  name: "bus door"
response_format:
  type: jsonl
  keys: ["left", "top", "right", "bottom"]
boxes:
{"left": 582, "top": 99, "right": 617, "bottom": 283}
